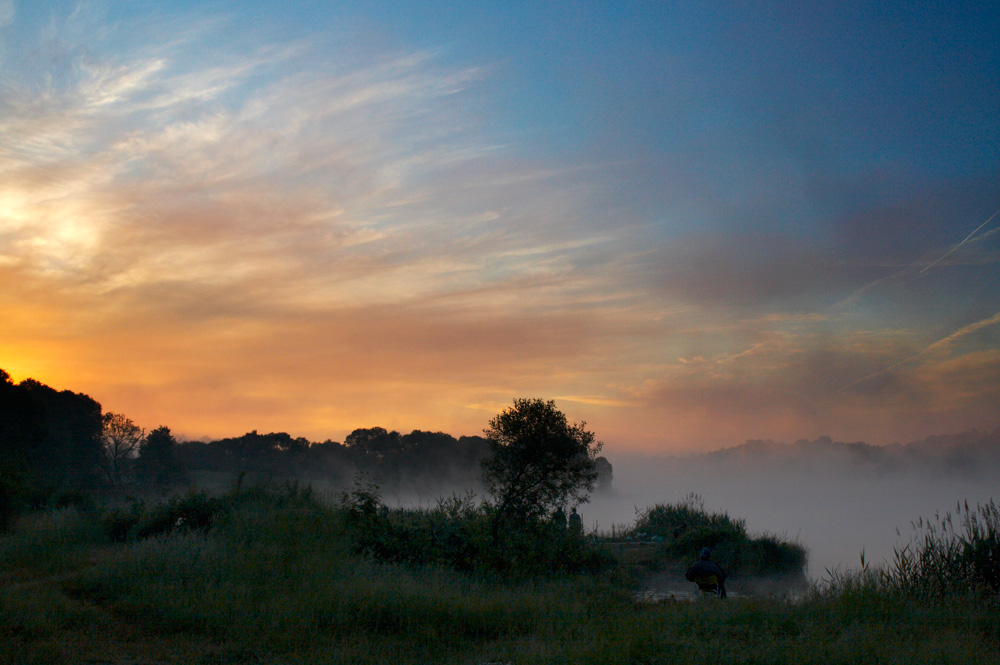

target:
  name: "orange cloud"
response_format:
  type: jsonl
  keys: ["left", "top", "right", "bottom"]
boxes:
{"left": 3, "top": 6, "right": 998, "bottom": 455}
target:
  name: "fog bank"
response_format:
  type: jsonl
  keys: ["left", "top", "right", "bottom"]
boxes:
{"left": 585, "top": 432, "right": 1000, "bottom": 578}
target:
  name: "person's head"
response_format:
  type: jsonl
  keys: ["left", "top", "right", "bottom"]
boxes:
{"left": 699, "top": 547, "right": 711, "bottom": 561}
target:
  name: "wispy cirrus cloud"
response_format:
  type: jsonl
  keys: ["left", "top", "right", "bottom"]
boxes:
{"left": 2, "top": 2, "right": 998, "bottom": 450}
{"left": 2, "top": 10, "right": 604, "bottom": 309}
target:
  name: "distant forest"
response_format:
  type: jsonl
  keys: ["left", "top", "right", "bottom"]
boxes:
{"left": 6, "top": 367, "right": 998, "bottom": 509}
{"left": 0, "top": 369, "right": 613, "bottom": 507}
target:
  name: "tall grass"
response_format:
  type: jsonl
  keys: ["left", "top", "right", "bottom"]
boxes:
{"left": 3, "top": 486, "right": 998, "bottom": 663}
{"left": 0, "top": 507, "right": 106, "bottom": 578}
{"left": 60, "top": 484, "right": 592, "bottom": 646}
{"left": 821, "top": 500, "right": 1000, "bottom": 601}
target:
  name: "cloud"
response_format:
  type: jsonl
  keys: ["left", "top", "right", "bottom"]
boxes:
{"left": 0, "top": 0, "right": 13, "bottom": 30}
{"left": 3, "top": 3, "right": 998, "bottom": 451}
{"left": 4, "top": 14, "right": 597, "bottom": 310}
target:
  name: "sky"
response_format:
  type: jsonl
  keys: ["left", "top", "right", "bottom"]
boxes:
{"left": 2, "top": 0, "right": 999, "bottom": 453}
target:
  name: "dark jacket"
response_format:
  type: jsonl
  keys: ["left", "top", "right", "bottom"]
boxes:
{"left": 686, "top": 560, "right": 727, "bottom": 598}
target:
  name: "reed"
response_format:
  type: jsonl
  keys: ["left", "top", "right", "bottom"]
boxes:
{"left": 820, "top": 499, "right": 1000, "bottom": 601}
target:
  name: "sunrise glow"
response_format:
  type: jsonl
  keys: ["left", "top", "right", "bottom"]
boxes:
{"left": 2, "top": 1, "right": 998, "bottom": 452}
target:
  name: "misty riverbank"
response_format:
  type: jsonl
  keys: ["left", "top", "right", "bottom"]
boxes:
{"left": 585, "top": 450, "right": 999, "bottom": 578}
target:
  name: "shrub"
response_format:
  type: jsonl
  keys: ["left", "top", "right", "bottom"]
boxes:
{"left": 628, "top": 493, "right": 807, "bottom": 577}
{"left": 633, "top": 493, "right": 741, "bottom": 539}
{"left": 0, "top": 507, "right": 107, "bottom": 575}
{"left": 101, "top": 498, "right": 145, "bottom": 543}
{"left": 340, "top": 480, "right": 614, "bottom": 576}
{"left": 131, "top": 491, "right": 222, "bottom": 539}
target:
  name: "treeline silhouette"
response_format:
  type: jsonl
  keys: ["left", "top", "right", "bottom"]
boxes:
{"left": 1, "top": 370, "right": 105, "bottom": 505}
{"left": 0, "top": 369, "right": 612, "bottom": 526}
{"left": 176, "top": 427, "right": 495, "bottom": 497}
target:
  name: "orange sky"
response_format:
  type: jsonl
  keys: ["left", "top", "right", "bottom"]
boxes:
{"left": 2, "top": 2, "right": 999, "bottom": 453}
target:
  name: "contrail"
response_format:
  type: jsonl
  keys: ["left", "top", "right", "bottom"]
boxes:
{"left": 839, "top": 310, "right": 1000, "bottom": 391}
{"left": 919, "top": 206, "right": 1000, "bottom": 274}
{"left": 831, "top": 205, "right": 1000, "bottom": 311}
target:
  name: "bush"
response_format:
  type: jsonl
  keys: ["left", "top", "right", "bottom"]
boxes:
{"left": 0, "top": 507, "right": 107, "bottom": 576}
{"left": 340, "top": 480, "right": 614, "bottom": 576}
{"left": 633, "top": 493, "right": 743, "bottom": 540}
{"left": 101, "top": 498, "right": 145, "bottom": 543}
{"left": 132, "top": 491, "right": 222, "bottom": 539}
{"left": 629, "top": 493, "right": 807, "bottom": 577}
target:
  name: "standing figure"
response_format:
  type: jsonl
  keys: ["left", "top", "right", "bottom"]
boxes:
{"left": 568, "top": 507, "right": 583, "bottom": 536}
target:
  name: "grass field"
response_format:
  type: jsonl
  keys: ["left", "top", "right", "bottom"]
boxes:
{"left": 2, "top": 485, "right": 997, "bottom": 664}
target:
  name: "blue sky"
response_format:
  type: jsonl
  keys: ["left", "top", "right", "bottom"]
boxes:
{"left": 2, "top": 0, "right": 998, "bottom": 451}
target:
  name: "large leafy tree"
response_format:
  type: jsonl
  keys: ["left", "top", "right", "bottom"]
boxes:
{"left": 101, "top": 412, "right": 145, "bottom": 485}
{"left": 2, "top": 372, "right": 104, "bottom": 491}
{"left": 481, "top": 398, "right": 602, "bottom": 542}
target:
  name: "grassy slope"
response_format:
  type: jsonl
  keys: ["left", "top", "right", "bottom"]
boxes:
{"left": 2, "top": 494, "right": 997, "bottom": 664}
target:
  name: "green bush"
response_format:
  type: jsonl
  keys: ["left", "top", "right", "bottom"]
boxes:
{"left": 131, "top": 491, "right": 222, "bottom": 539}
{"left": 100, "top": 498, "right": 145, "bottom": 543}
{"left": 0, "top": 507, "right": 107, "bottom": 576}
{"left": 340, "top": 480, "right": 614, "bottom": 576}
{"left": 629, "top": 493, "right": 807, "bottom": 577}
{"left": 633, "top": 493, "right": 744, "bottom": 539}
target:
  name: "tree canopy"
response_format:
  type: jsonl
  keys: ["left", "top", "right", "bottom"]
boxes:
{"left": 481, "top": 398, "right": 602, "bottom": 540}
{"left": 101, "top": 412, "right": 145, "bottom": 485}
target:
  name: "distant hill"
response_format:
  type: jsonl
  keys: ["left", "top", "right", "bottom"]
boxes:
{"left": 699, "top": 429, "right": 1000, "bottom": 478}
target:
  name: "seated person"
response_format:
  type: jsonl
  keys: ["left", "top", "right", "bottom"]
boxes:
{"left": 685, "top": 547, "right": 727, "bottom": 598}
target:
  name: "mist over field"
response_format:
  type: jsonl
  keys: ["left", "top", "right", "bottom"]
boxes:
{"left": 585, "top": 431, "right": 1000, "bottom": 577}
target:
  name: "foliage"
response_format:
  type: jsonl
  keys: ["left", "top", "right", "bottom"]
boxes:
{"left": 99, "top": 484, "right": 315, "bottom": 543}
{"left": 135, "top": 426, "right": 186, "bottom": 486}
{"left": 821, "top": 500, "right": 1000, "bottom": 601}
{"left": 340, "top": 477, "right": 612, "bottom": 576}
{"left": 481, "top": 398, "right": 602, "bottom": 544}
{"left": 174, "top": 428, "right": 492, "bottom": 498}
{"left": 0, "top": 506, "right": 107, "bottom": 578}
{"left": 629, "top": 493, "right": 808, "bottom": 577}
{"left": 0, "top": 369, "right": 104, "bottom": 495}
{"left": 343, "top": 481, "right": 487, "bottom": 571}
{"left": 3, "top": 488, "right": 999, "bottom": 664}
{"left": 0, "top": 459, "right": 26, "bottom": 532}
{"left": 100, "top": 412, "right": 145, "bottom": 485}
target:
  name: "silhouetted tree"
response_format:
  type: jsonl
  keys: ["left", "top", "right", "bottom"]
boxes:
{"left": 31, "top": 382, "right": 104, "bottom": 489}
{"left": 0, "top": 369, "right": 35, "bottom": 527}
{"left": 345, "top": 427, "right": 403, "bottom": 462}
{"left": 481, "top": 398, "right": 602, "bottom": 543}
{"left": 101, "top": 412, "right": 145, "bottom": 485}
{"left": 136, "top": 426, "right": 185, "bottom": 486}
{"left": 2, "top": 372, "right": 104, "bottom": 493}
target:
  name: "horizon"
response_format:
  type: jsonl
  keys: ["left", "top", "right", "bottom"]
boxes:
{"left": 6, "top": 364, "right": 998, "bottom": 457}
{"left": 2, "top": 1, "right": 999, "bottom": 454}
